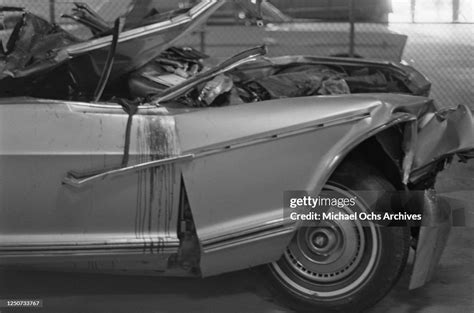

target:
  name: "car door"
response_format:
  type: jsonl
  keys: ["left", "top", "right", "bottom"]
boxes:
{"left": 0, "top": 0, "right": 223, "bottom": 273}
{"left": 0, "top": 99, "right": 184, "bottom": 272}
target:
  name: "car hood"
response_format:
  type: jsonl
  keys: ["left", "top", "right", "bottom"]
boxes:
{"left": 0, "top": 0, "right": 224, "bottom": 81}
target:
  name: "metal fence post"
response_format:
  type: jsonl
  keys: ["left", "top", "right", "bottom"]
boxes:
{"left": 49, "top": 0, "right": 55, "bottom": 23}
{"left": 411, "top": 0, "right": 416, "bottom": 23}
{"left": 453, "top": 0, "right": 460, "bottom": 22}
{"left": 199, "top": 27, "right": 206, "bottom": 53}
{"left": 349, "top": 0, "right": 355, "bottom": 58}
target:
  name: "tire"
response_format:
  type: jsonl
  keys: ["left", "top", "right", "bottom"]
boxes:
{"left": 262, "top": 160, "right": 410, "bottom": 313}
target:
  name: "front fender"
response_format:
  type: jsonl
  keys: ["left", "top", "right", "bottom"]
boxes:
{"left": 409, "top": 189, "right": 452, "bottom": 289}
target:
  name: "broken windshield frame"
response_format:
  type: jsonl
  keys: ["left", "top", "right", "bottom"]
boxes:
{"left": 151, "top": 45, "right": 268, "bottom": 105}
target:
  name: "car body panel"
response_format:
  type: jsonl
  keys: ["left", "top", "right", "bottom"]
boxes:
{"left": 173, "top": 94, "right": 473, "bottom": 276}
{"left": 0, "top": 99, "right": 182, "bottom": 271}
{"left": 0, "top": 69, "right": 473, "bottom": 282}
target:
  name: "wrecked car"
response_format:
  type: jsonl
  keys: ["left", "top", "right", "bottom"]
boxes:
{"left": 0, "top": 1, "right": 473, "bottom": 313}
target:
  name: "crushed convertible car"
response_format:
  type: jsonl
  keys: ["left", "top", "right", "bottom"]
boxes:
{"left": 0, "top": 1, "right": 473, "bottom": 312}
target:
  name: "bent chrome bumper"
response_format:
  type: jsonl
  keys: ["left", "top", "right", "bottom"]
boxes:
{"left": 409, "top": 189, "right": 452, "bottom": 289}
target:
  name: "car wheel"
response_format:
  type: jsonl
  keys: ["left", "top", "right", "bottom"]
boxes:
{"left": 262, "top": 160, "right": 410, "bottom": 313}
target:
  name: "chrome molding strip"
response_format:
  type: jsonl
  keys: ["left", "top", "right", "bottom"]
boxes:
{"left": 200, "top": 218, "right": 292, "bottom": 247}
{"left": 0, "top": 240, "right": 180, "bottom": 257}
{"left": 63, "top": 154, "right": 194, "bottom": 187}
{"left": 191, "top": 112, "right": 371, "bottom": 158}
{"left": 63, "top": 110, "right": 369, "bottom": 187}
{"left": 203, "top": 225, "right": 295, "bottom": 254}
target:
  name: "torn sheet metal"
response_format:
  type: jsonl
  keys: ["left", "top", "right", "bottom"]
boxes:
{"left": 58, "top": 0, "right": 224, "bottom": 79}
{"left": 374, "top": 103, "right": 473, "bottom": 184}
{"left": 0, "top": 0, "right": 224, "bottom": 84}
{"left": 198, "top": 74, "right": 234, "bottom": 106}
{"left": 413, "top": 105, "right": 474, "bottom": 169}
{"left": 244, "top": 65, "right": 351, "bottom": 100}
{"left": 0, "top": 12, "right": 79, "bottom": 79}
{"left": 409, "top": 189, "right": 452, "bottom": 289}
{"left": 129, "top": 46, "right": 208, "bottom": 98}
{"left": 61, "top": 2, "right": 110, "bottom": 36}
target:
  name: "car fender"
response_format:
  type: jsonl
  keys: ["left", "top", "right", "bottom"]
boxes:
{"left": 175, "top": 94, "right": 473, "bottom": 276}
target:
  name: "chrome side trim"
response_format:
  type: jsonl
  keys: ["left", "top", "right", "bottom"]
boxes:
{"left": 203, "top": 225, "right": 295, "bottom": 254}
{"left": 0, "top": 240, "right": 180, "bottom": 258}
{"left": 62, "top": 154, "right": 194, "bottom": 187}
{"left": 200, "top": 218, "right": 292, "bottom": 247}
{"left": 192, "top": 112, "right": 371, "bottom": 158}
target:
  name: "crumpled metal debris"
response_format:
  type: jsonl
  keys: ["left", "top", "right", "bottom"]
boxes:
{"left": 345, "top": 69, "right": 392, "bottom": 93}
{"left": 129, "top": 46, "right": 209, "bottom": 98}
{"left": 237, "top": 64, "right": 409, "bottom": 101}
{"left": 413, "top": 105, "right": 474, "bottom": 169}
{"left": 0, "top": 0, "right": 224, "bottom": 100}
{"left": 155, "top": 46, "right": 208, "bottom": 79}
{"left": 319, "top": 78, "right": 351, "bottom": 95}
{"left": 198, "top": 74, "right": 234, "bottom": 106}
{"left": 0, "top": 12, "right": 79, "bottom": 80}
{"left": 243, "top": 66, "right": 351, "bottom": 100}
{"left": 61, "top": 2, "right": 110, "bottom": 36}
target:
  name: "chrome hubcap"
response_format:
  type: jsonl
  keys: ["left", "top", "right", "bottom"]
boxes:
{"left": 272, "top": 184, "right": 381, "bottom": 298}
{"left": 286, "top": 208, "right": 365, "bottom": 283}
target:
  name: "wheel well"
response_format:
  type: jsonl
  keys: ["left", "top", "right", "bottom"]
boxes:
{"left": 336, "top": 126, "right": 405, "bottom": 191}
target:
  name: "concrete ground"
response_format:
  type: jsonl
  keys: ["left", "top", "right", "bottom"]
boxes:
{"left": 0, "top": 23, "right": 473, "bottom": 313}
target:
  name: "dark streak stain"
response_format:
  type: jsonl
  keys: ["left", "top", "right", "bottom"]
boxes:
{"left": 134, "top": 116, "right": 181, "bottom": 255}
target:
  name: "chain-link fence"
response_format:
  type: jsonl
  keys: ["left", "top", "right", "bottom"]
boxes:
{"left": 1, "top": 0, "right": 472, "bottom": 109}
{"left": 0, "top": 0, "right": 130, "bottom": 39}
